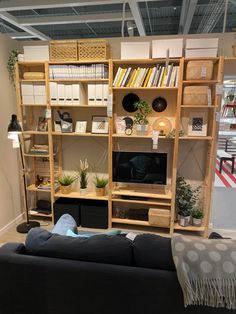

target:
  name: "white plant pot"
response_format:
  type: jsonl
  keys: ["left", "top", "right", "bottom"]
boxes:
{"left": 135, "top": 124, "right": 148, "bottom": 136}
{"left": 192, "top": 218, "right": 202, "bottom": 226}
{"left": 80, "top": 188, "right": 88, "bottom": 195}
{"left": 179, "top": 215, "right": 190, "bottom": 227}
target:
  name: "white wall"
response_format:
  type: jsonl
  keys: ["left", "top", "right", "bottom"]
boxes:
{"left": 0, "top": 34, "right": 22, "bottom": 234}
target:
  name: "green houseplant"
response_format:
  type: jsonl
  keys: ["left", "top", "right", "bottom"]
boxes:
{"left": 191, "top": 208, "right": 204, "bottom": 226}
{"left": 79, "top": 159, "right": 89, "bottom": 195}
{"left": 58, "top": 174, "right": 78, "bottom": 194}
{"left": 94, "top": 175, "right": 108, "bottom": 196}
{"left": 133, "top": 99, "right": 152, "bottom": 135}
{"left": 7, "top": 49, "right": 19, "bottom": 85}
{"left": 176, "top": 176, "right": 200, "bottom": 227}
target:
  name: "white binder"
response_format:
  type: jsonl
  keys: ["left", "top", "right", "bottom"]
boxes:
{"left": 50, "top": 82, "right": 58, "bottom": 105}
{"left": 72, "top": 84, "right": 80, "bottom": 105}
{"left": 103, "top": 84, "right": 109, "bottom": 106}
{"left": 88, "top": 84, "right": 96, "bottom": 106}
{"left": 58, "top": 83, "right": 65, "bottom": 105}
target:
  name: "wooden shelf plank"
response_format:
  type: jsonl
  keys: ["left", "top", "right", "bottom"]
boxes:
{"left": 112, "top": 134, "right": 170, "bottom": 139}
{"left": 174, "top": 223, "right": 205, "bottom": 232}
{"left": 20, "top": 79, "right": 45, "bottom": 82}
{"left": 18, "top": 61, "right": 46, "bottom": 66}
{"left": 179, "top": 136, "right": 213, "bottom": 140}
{"left": 183, "top": 80, "right": 218, "bottom": 85}
{"left": 112, "top": 198, "right": 171, "bottom": 206}
{"left": 50, "top": 78, "right": 109, "bottom": 82}
{"left": 29, "top": 210, "right": 52, "bottom": 218}
{"left": 27, "top": 184, "right": 52, "bottom": 193}
{"left": 50, "top": 104, "right": 107, "bottom": 108}
{"left": 23, "top": 131, "right": 49, "bottom": 135}
{"left": 52, "top": 132, "right": 109, "bottom": 137}
{"left": 112, "top": 218, "right": 150, "bottom": 226}
{"left": 24, "top": 153, "right": 50, "bottom": 158}
{"left": 181, "top": 105, "right": 216, "bottom": 108}
{"left": 112, "top": 87, "right": 178, "bottom": 90}
{"left": 112, "top": 189, "right": 172, "bottom": 199}
{"left": 49, "top": 60, "right": 109, "bottom": 64}
{"left": 113, "top": 58, "right": 180, "bottom": 65}
{"left": 55, "top": 191, "right": 108, "bottom": 200}
{"left": 21, "top": 103, "right": 47, "bottom": 107}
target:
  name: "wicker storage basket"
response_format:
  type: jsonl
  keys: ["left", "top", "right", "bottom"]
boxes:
{"left": 233, "top": 45, "right": 236, "bottom": 57}
{"left": 186, "top": 60, "right": 213, "bottom": 80}
{"left": 50, "top": 40, "right": 78, "bottom": 61}
{"left": 78, "top": 39, "right": 110, "bottom": 61}
{"left": 148, "top": 208, "right": 170, "bottom": 227}
{"left": 23, "top": 72, "right": 45, "bottom": 80}
{"left": 183, "top": 86, "right": 210, "bottom": 106}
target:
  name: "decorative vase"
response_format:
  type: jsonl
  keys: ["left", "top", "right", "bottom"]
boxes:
{"left": 80, "top": 188, "right": 87, "bottom": 195}
{"left": 95, "top": 187, "right": 105, "bottom": 196}
{"left": 60, "top": 185, "right": 72, "bottom": 194}
{"left": 192, "top": 218, "right": 202, "bottom": 226}
{"left": 135, "top": 124, "right": 148, "bottom": 136}
{"left": 179, "top": 215, "right": 190, "bottom": 227}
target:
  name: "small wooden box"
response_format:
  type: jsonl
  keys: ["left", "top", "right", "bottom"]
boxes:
{"left": 148, "top": 208, "right": 170, "bottom": 227}
{"left": 23, "top": 72, "right": 45, "bottom": 80}
{"left": 50, "top": 40, "right": 78, "bottom": 61}
{"left": 183, "top": 86, "right": 211, "bottom": 106}
{"left": 78, "top": 39, "right": 110, "bottom": 61}
{"left": 186, "top": 60, "right": 213, "bottom": 80}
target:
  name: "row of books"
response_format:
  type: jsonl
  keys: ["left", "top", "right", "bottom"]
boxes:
{"left": 29, "top": 144, "right": 49, "bottom": 155}
{"left": 113, "top": 64, "right": 179, "bottom": 88}
{"left": 49, "top": 64, "right": 109, "bottom": 80}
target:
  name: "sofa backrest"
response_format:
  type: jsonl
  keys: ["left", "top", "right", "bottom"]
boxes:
{"left": 25, "top": 228, "right": 133, "bottom": 266}
{"left": 133, "top": 234, "right": 175, "bottom": 271}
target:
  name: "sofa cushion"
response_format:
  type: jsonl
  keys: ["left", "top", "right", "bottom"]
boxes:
{"left": 25, "top": 227, "right": 133, "bottom": 266}
{"left": 133, "top": 234, "right": 175, "bottom": 271}
{"left": 66, "top": 229, "right": 121, "bottom": 237}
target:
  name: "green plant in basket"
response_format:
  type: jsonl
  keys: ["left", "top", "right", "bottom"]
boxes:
{"left": 133, "top": 100, "right": 152, "bottom": 125}
{"left": 191, "top": 208, "right": 204, "bottom": 219}
{"left": 58, "top": 174, "right": 78, "bottom": 186}
{"left": 94, "top": 175, "right": 108, "bottom": 188}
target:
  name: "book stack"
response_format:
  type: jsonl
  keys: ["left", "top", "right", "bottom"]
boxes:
{"left": 29, "top": 145, "right": 49, "bottom": 155}
{"left": 49, "top": 64, "right": 108, "bottom": 80}
{"left": 113, "top": 64, "right": 179, "bottom": 88}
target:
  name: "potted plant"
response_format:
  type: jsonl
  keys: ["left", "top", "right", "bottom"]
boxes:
{"left": 7, "top": 49, "right": 19, "bottom": 85}
{"left": 79, "top": 159, "right": 89, "bottom": 195}
{"left": 94, "top": 175, "right": 108, "bottom": 196}
{"left": 133, "top": 99, "right": 152, "bottom": 135}
{"left": 191, "top": 208, "right": 204, "bottom": 226}
{"left": 58, "top": 174, "right": 78, "bottom": 194}
{"left": 176, "top": 176, "right": 200, "bottom": 227}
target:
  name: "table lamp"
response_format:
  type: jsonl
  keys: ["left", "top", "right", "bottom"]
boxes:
{"left": 7, "top": 114, "right": 40, "bottom": 233}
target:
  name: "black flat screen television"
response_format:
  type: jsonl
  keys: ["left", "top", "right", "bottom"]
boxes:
{"left": 112, "top": 151, "right": 167, "bottom": 185}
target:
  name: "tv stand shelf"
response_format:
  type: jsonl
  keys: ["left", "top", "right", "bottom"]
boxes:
{"left": 112, "top": 189, "right": 172, "bottom": 200}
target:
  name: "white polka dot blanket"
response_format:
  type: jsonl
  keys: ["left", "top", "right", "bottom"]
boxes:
{"left": 172, "top": 235, "right": 236, "bottom": 310}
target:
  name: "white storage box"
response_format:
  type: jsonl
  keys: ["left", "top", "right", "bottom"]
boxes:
{"left": 185, "top": 38, "right": 218, "bottom": 58}
{"left": 152, "top": 39, "right": 183, "bottom": 58}
{"left": 21, "top": 83, "right": 34, "bottom": 95}
{"left": 23, "top": 45, "right": 49, "bottom": 61}
{"left": 34, "top": 95, "right": 46, "bottom": 104}
{"left": 22, "top": 95, "right": 34, "bottom": 105}
{"left": 185, "top": 49, "right": 217, "bottom": 58}
{"left": 34, "top": 83, "right": 46, "bottom": 96}
{"left": 121, "top": 42, "right": 150, "bottom": 60}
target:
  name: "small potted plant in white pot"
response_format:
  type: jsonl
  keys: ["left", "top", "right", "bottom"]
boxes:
{"left": 191, "top": 208, "right": 204, "bottom": 226}
{"left": 176, "top": 176, "right": 200, "bottom": 227}
{"left": 58, "top": 174, "right": 78, "bottom": 194}
{"left": 94, "top": 175, "right": 108, "bottom": 196}
{"left": 133, "top": 99, "right": 152, "bottom": 135}
{"left": 79, "top": 159, "right": 89, "bottom": 195}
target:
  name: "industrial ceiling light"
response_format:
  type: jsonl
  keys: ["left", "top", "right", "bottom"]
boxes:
{"left": 127, "top": 21, "right": 136, "bottom": 36}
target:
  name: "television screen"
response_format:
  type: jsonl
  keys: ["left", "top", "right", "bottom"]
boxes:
{"left": 112, "top": 151, "right": 167, "bottom": 185}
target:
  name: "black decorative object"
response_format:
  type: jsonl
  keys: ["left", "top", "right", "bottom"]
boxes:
{"left": 152, "top": 97, "right": 167, "bottom": 112}
{"left": 123, "top": 116, "right": 134, "bottom": 128}
{"left": 122, "top": 93, "right": 139, "bottom": 112}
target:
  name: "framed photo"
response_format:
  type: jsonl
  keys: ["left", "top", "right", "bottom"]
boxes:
{"left": 75, "top": 121, "right": 87, "bottom": 133}
{"left": 188, "top": 111, "right": 207, "bottom": 136}
{"left": 115, "top": 117, "right": 126, "bottom": 134}
{"left": 37, "top": 117, "right": 48, "bottom": 132}
{"left": 92, "top": 116, "right": 109, "bottom": 134}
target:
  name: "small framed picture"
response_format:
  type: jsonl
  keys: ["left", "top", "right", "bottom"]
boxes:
{"left": 75, "top": 121, "right": 87, "bottom": 133}
{"left": 115, "top": 117, "right": 126, "bottom": 134}
{"left": 92, "top": 116, "right": 109, "bottom": 134}
{"left": 188, "top": 111, "right": 207, "bottom": 136}
{"left": 37, "top": 117, "right": 48, "bottom": 132}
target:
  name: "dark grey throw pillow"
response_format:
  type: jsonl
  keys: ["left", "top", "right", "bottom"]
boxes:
{"left": 25, "top": 227, "right": 133, "bottom": 266}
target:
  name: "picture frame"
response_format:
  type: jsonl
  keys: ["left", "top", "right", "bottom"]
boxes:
{"left": 115, "top": 117, "right": 126, "bottom": 134}
{"left": 75, "top": 121, "right": 87, "bottom": 133}
{"left": 37, "top": 117, "right": 48, "bottom": 132}
{"left": 92, "top": 116, "right": 109, "bottom": 134}
{"left": 188, "top": 111, "right": 207, "bottom": 136}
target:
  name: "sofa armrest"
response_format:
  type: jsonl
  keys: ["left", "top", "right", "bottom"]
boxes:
{"left": 0, "top": 243, "right": 25, "bottom": 256}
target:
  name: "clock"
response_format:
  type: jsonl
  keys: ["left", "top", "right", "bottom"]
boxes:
{"left": 125, "top": 127, "right": 133, "bottom": 135}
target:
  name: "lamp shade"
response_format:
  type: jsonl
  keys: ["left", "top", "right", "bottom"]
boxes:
{"left": 7, "top": 114, "right": 22, "bottom": 133}
{"left": 153, "top": 118, "right": 172, "bottom": 136}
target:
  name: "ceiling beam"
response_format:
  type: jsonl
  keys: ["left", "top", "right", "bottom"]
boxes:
{"left": 7, "top": 32, "right": 37, "bottom": 39}
{"left": 182, "top": 0, "right": 198, "bottom": 34}
{"left": 178, "top": 0, "right": 189, "bottom": 33}
{"left": 229, "top": 0, "right": 236, "bottom": 4}
{"left": 0, "top": 0, "right": 158, "bottom": 12}
{"left": 19, "top": 12, "right": 134, "bottom": 26}
{"left": 128, "top": 0, "right": 146, "bottom": 36}
{"left": 0, "top": 12, "right": 50, "bottom": 40}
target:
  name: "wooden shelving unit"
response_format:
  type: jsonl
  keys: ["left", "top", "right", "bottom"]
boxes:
{"left": 14, "top": 55, "right": 224, "bottom": 236}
